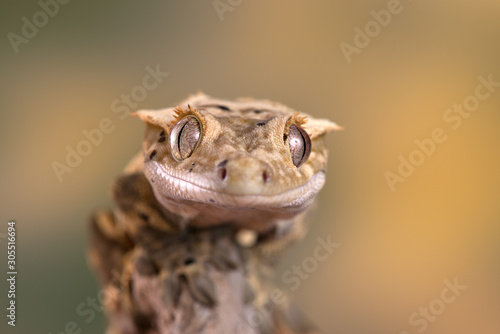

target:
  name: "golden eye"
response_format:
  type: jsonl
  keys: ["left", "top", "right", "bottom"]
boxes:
{"left": 288, "top": 124, "right": 311, "bottom": 168}
{"left": 170, "top": 116, "right": 202, "bottom": 161}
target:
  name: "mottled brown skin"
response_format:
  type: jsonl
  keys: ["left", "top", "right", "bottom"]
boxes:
{"left": 88, "top": 93, "right": 340, "bottom": 334}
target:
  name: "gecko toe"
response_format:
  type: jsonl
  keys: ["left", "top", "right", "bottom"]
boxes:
{"left": 134, "top": 251, "right": 159, "bottom": 276}
{"left": 183, "top": 266, "right": 218, "bottom": 307}
{"left": 209, "top": 240, "right": 239, "bottom": 271}
{"left": 159, "top": 270, "right": 181, "bottom": 308}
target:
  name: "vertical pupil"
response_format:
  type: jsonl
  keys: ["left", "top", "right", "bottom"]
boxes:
{"left": 171, "top": 116, "right": 201, "bottom": 161}
{"left": 290, "top": 126, "right": 304, "bottom": 165}
{"left": 289, "top": 124, "right": 310, "bottom": 167}
{"left": 176, "top": 117, "right": 201, "bottom": 159}
{"left": 298, "top": 131, "right": 306, "bottom": 159}
{"left": 295, "top": 133, "right": 305, "bottom": 160}
{"left": 178, "top": 121, "right": 188, "bottom": 153}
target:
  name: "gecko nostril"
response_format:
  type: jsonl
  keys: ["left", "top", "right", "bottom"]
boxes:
{"left": 262, "top": 171, "right": 269, "bottom": 183}
{"left": 219, "top": 167, "right": 227, "bottom": 181}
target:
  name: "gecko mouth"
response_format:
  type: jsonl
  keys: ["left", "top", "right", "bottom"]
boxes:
{"left": 145, "top": 161, "right": 326, "bottom": 210}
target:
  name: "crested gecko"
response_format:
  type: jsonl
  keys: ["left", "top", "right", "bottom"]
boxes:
{"left": 88, "top": 93, "right": 340, "bottom": 334}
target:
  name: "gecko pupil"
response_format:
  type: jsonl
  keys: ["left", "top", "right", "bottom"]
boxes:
{"left": 178, "top": 122, "right": 188, "bottom": 153}
{"left": 170, "top": 116, "right": 202, "bottom": 161}
{"left": 288, "top": 124, "right": 311, "bottom": 168}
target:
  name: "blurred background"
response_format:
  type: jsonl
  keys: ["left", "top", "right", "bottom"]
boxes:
{"left": 1, "top": 0, "right": 499, "bottom": 333}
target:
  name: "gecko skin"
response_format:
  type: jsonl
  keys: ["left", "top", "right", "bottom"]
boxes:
{"left": 88, "top": 93, "right": 340, "bottom": 334}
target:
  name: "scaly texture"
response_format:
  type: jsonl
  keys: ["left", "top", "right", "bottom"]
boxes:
{"left": 88, "top": 93, "right": 340, "bottom": 334}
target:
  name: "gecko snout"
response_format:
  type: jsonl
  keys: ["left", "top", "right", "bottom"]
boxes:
{"left": 216, "top": 157, "right": 271, "bottom": 195}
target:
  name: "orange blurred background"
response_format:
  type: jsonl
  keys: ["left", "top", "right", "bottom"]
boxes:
{"left": 1, "top": 1, "right": 499, "bottom": 333}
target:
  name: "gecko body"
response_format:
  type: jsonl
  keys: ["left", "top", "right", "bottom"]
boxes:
{"left": 88, "top": 93, "right": 340, "bottom": 334}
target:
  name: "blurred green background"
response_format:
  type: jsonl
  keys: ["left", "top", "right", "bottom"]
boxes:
{"left": 1, "top": 0, "right": 499, "bottom": 333}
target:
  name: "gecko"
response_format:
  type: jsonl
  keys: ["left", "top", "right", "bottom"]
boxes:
{"left": 88, "top": 93, "right": 341, "bottom": 334}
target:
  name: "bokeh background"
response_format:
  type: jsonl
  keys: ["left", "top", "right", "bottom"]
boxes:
{"left": 1, "top": 0, "right": 499, "bottom": 333}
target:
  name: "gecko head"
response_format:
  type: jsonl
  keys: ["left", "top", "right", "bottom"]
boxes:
{"left": 133, "top": 93, "right": 341, "bottom": 228}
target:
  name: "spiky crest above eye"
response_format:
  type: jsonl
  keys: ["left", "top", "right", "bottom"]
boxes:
{"left": 170, "top": 105, "right": 206, "bottom": 130}
{"left": 284, "top": 112, "right": 308, "bottom": 137}
{"left": 290, "top": 112, "right": 307, "bottom": 127}
{"left": 172, "top": 105, "right": 192, "bottom": 124}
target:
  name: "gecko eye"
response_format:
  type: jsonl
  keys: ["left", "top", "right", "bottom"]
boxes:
{"left": 288, "top": 124, "right": 311, "bottom": 168}
{"left": 170, "top": 116, "right": 202, "bottom": 161}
